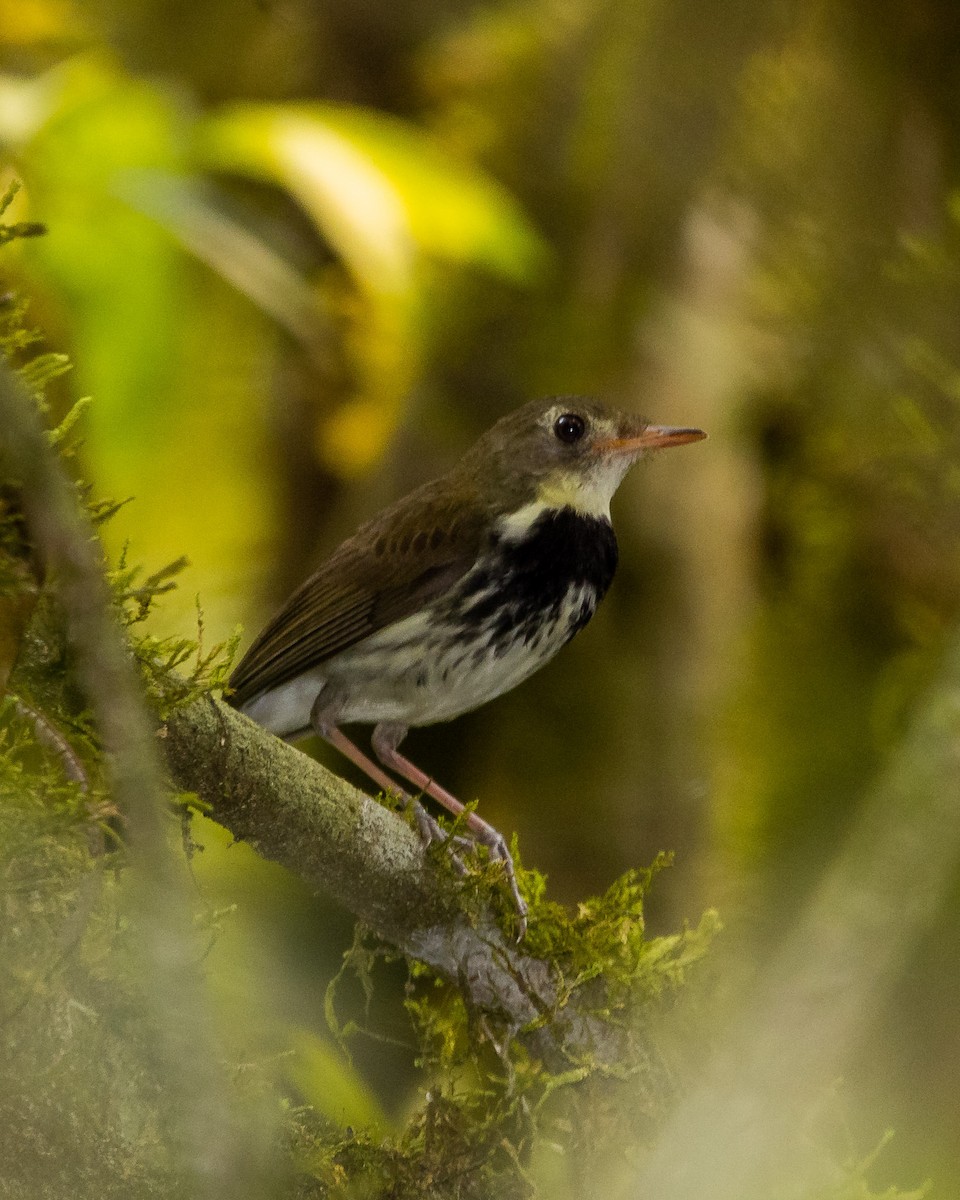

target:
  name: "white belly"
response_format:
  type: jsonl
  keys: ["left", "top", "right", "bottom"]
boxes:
{"left": 241, "top": 582, "right": 598, "bottom": 736}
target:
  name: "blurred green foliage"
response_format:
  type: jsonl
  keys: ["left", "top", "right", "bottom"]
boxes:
{"left": 3, "top": 0, "right": 960, "bottom": 1195}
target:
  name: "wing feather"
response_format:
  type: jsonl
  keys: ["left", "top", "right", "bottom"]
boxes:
{"left": 228, "top": 476, "right": 487, "bottom": 706}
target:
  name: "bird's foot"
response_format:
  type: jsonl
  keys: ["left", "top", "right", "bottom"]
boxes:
{"left": 468, "top": 823, "right": 528, "bottom": 941}
{"left": 408, "top": 798, "right": 470, "bottom": 876}
{"left": 409, "top": 801, "right": 527, "bottom": 937}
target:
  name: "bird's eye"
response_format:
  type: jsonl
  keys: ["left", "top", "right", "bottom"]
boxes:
{"left": 554, "top": 412, "right": 586, "bottom": 444}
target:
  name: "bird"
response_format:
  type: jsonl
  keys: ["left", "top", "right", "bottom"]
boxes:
{"left": 228, "top": 397, "right": 705, "bottom": 934}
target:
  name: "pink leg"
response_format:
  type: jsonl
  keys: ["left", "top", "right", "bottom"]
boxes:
{"left": 310, "top": 714, "right": 453, "bottom": 853}
{"left": 319, "top": 722, "right": 406, "bottom": 798}
{"left": 371, "top": 722, "right": 528, "bottom": 935}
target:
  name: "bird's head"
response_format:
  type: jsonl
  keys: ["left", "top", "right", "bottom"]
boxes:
{"left": 461, "top": 397, "right": 706, "bottom": 520}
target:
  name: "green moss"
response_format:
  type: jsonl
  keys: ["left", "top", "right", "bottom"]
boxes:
{"left": 111, "top": 551, "right": 241, "bottom": 717}
{"left": 313, "top": 854, "right": 719, "bottom": 1199}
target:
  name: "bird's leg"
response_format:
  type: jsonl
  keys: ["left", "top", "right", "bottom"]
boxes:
{"left": 309, "top": 709, "right": 452, "bottom": 854}
{"left": 371, "top": 722, "right": 528, "bottom": 935}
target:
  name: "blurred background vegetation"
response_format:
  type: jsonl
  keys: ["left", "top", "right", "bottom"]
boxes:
{"left": 3, "top": 0, "right": 960, "bottom": 1194}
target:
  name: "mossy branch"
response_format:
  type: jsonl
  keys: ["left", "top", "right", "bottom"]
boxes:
{"left": 161, "top": 695, "right": 645, "bottom": 1069}
{"left": 0, "top": 357, "right": 269, "bottom": 1200}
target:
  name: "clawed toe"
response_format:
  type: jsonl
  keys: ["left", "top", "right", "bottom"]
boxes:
{"left": 409, "top": 800, "right": 469, "bottom": 876}
{"left": 406, "top": 800, "right": 527, "bottom": 937}
{"left": 409, "top": 798, "right": 443, "bottom": 844}
{"left": 471, "top": 829, "right": 528, "bottom": 940}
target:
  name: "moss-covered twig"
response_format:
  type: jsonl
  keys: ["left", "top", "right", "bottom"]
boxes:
{"left": 161, "top": 694, "right": 668, "bottom": 1069}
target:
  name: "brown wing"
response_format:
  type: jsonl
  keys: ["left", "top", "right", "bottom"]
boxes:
{"left": 228, "top": 476, "right": 487, "bottom": 706}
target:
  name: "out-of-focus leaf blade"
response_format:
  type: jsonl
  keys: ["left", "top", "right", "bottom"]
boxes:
{"left": 0, "top": 70, "right": 62, "bottom": 145}
{"left": 196, "top": 103, "right": 547, "bottom": 295}
{"left": 118, "top": 170, "right": 332, "bottom": 367}
{"left": 198, "top": 105, "right": 414, "bottom": 297}
{"left": 194, "top": 101, "right": 547, "bottom": 477}
{"left": 315, "top": 104, "right": 547, "bottom": 283}
{"left": 4, "top": 56, "right": 185, "bottom": 452}
{"left": 1, "top": 56, "right": 277, "bottom": 638}
{"left": 285, "top": 1027, "right": 389, "bottom": 1134}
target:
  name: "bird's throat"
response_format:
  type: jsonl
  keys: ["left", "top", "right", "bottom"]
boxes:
{"left": 495, "top": 463, "right": 632, "bottom": 542}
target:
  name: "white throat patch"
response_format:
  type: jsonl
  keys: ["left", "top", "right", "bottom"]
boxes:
{"left": 496, "top": 461, "right": 628, "bottom": 540}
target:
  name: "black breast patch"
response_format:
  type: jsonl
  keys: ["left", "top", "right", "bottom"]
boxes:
{"left": 453, "top": 507, "right": 619, "bottom": 644}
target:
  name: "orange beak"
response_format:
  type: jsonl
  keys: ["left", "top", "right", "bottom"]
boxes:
{"left": 595, "top": 425, "right": 707, "bottom": 455}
